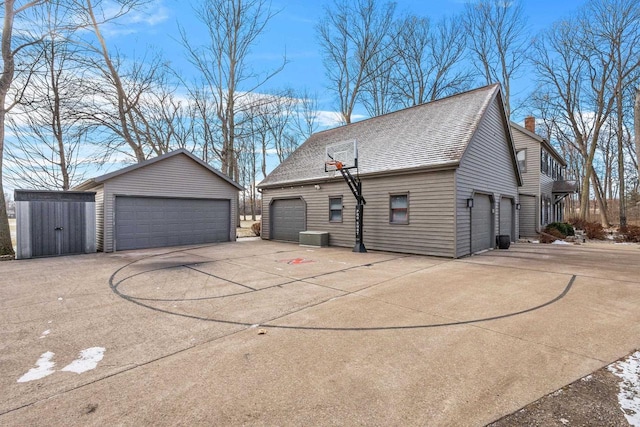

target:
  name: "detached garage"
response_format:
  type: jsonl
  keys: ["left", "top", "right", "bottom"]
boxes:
{"left": 75, "top": 149, "right": 242, "bottom": 252}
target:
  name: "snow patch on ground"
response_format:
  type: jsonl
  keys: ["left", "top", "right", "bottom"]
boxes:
{"left": 61, "top": 347, "right": 106, "bottom": 374}
{"left": 552, "top": 240, "right": 571, "bottom": 245}
{"left": 608, "top": 350, "right": 640, "bottom": 426}
{"left": 39, "top": 330, "right": 50, "bottom": 339}
{"left": 17, "top": 351, "right": 56, "bottom": 383}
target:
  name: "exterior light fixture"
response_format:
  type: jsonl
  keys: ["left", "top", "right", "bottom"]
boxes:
{"left": 466, "top": 198, "right": 474, "bottom": 208}
{"left": 515, "top": 203, "right": 521, "bottom": 210}
{"left": 314, "top": 184, "right": 321, "bottom": 190}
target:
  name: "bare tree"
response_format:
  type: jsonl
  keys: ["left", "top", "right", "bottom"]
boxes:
{"left": 317, "top": 0, "right": 395, "bottom": 123}
{"left": 0, "top": 0, "right": 47, "bottom": 256}
{"left": 5, "top": 1, "right": 95, "bottom": 191}
{"left": 636, "top": 88, "right": 640, "bottom": 186}
{"left": 463, "top": 0, "right": 528, "bottom": 117}
{"left": 392, "top": 14, "right": 472, "bottom": 108}
{"left": 182, "top": 0, "right": 285, "bottom": 181}
{"left": 69, "top": 0, "right": 158, "bottom": 163}
{"left": 531, "top": 12, "right": 617, "bottom": 224}
{"left": 590, "top": 0, "right": 640, "bottom": 226}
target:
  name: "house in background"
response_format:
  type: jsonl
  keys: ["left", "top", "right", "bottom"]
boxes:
{"left": 258, "top": 84, "right": 522, "bottom": 258}
{"left": 75, "top": 149, "right": 243, "bottom": 252}
{"left": 511, "top": 118, "right": 577, "bottom": 238}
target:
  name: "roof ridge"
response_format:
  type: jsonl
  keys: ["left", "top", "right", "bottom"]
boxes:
{"left": 312, "top": 84, "right": 500, "bottom": 137}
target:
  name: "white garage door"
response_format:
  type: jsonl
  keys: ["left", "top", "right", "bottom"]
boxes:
{"left": 472, "top": 194, "right": 493, "bottom": 253}
{"left": 271, "top": 198, "right": 306, "bottom": 242}
{"left": 115, "top": 197, "right": 230, "bottom": 251}
{"left": 500, "top": 197, "right": 514, "bottom": 241}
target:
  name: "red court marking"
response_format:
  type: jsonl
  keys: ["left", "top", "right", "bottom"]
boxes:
{"left": 277, "top": 258, "right": 315, "bottom": 265}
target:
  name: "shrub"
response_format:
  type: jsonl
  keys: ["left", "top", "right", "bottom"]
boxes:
{"left": 540, "top": 228, "right": 565, "bottom": 244}
{"left": 567, "top": 217, "right": 588, "bottom": 231}
{"left": 584, "top": 221, "right": 605, "bottom": 240}
{"left": 546, "top": 222, "right": 575, "bottom": 237}
{"left": 619, "top": 225, "right": 640, "bottom": 243}
{"left": 251, "top": 222, "right": 261, "bottom": 237}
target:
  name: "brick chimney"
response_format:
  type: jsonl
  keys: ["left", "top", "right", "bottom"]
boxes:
{"left": 524, "top": 116, "right": 536, "bottom": 133}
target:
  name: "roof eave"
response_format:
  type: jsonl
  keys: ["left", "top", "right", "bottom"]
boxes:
{"left": 258, "top": 161, "right": 460, "bottom": 189}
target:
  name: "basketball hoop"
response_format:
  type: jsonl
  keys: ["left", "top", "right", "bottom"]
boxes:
{"left": 325, "top": 160, "right": 344, "bottom": 170}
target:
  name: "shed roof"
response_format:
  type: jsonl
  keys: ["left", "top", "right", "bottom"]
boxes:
{"left": 259, "top": 84, "right": 514, "bottom": 188}
{"left": 74, "top": 149, "right": 243, "bottom": 191}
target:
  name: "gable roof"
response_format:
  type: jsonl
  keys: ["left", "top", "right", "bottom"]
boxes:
{"left": 259, "top": 84, "right": 519, "bottom": 188}
{"left": 74, "top": 149, "right": 243, "bottom": 191}
{"left": 510, "top": 121, "right": 567, "bottom": 167}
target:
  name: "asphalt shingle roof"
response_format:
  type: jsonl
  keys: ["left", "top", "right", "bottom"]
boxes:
{"left": 259, "top": 84, "right": 501, "bottom": 188}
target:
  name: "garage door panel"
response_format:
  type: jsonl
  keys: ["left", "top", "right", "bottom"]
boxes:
{"left": 472, "top": 194, "right": 493, "bottom": 253}
{"left": 271, "top": 198, "right": 305, "bottom": 242}
{"left": 500, "top": 197, "right": 513, "bottom": 241}
{"left": 115, "top": 197, "right": 230, "bottom": 251}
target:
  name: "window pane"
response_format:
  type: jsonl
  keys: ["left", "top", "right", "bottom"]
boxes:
{"left": 390, "top": 195, "right": 407, "bottom": 208}
{"left": 517, "top": 150, "right": 526, "bottom": 172}
{"left": 329, "top": 197, "right": 342, "bottom": 221}
{"left": 391, "top": 209, "right": 407, "bottom": 223}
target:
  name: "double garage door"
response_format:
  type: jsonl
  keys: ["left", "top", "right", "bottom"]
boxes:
{"left": 471, "top": 194, "right": 514, "bottom": 253}
{"left": 115, "top": 197, "right": 230, "bottom": 251}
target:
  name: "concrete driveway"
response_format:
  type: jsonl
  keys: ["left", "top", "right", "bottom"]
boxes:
{"left": 1, "top": 240, "right": 639, "bottom": 426}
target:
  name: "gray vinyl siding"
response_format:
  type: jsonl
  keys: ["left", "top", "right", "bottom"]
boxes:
{"left": 455, "top": 97, "right": 519, "bottom": 257}
{"left": 94, "top": 186, "right": 105, "bottom": 252}
{"left": 519, "top": 194, "right": 537, "bottom": 237}
{"left": 261, "top": 170, "right": 456, "bottom": 257}
{"left": 101, "top": 154, "right": 239, "bottom": 252}
{"left": 511, "top": 127, "right": 541, "bottom": 196}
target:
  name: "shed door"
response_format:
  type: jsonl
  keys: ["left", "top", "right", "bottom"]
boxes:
{"left": 499, "top": 197, "right": 514, "bottom": 241}
{"left": 30, "top": 201, "right": 86, "bottom": 257}
{"left": 472, "top": 194, "right": 493, "bottom": 253}
{"left": 271, "top": 198, "right": 306, "bottom": 242}
{"left": 519, "top": 195, "right": 537, "bottom": 238}
{"left": 115, "top": 197, "right": 230, "bottom": 251}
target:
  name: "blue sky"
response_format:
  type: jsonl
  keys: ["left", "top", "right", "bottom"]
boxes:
{"left": 4, "top": 0, "right": 590, "bottom": 194}
{"left": 117, "top": 0, "right": 586, "bottom": 124}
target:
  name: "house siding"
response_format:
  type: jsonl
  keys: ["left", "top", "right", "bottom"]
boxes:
{"left": 101, "top": 154, "right": 239, "bottom": 252}
{"left": 455, "top": 98, "right": 519, "bottom": 257}
{"left": 519, "top": 194, "right": 537, "bottom": 237}
{"left": 94, "top": 186, "right": 105, "bottom": 252}
{"left": 511, "top": 127, "right": 541, "bottom": 195}
{"left": 262, "top": 170, "right": 456, "bottom": 257}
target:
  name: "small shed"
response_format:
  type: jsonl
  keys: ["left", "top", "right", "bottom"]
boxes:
{"left": 15, "top": 190, "right": 97, "bottom": 259}
{"left": 74, "top": 149, "right": 243, "bottom": 252}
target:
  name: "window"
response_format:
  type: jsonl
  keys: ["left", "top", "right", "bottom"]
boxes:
{"left": 329, "top": 197, "right": 342, "bottom": 222}
{"left": 517, "top": 149, "right": 526, "bottom": 173}
{"left": 541, "top": 150, "right": 548, "bottom": 175}
{"left": 390, "top": 194, "right": 409, "bottom": 224}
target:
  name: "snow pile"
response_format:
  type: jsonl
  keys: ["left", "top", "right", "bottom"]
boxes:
{"left": 552, "top": 240, "right": 571, "bottom": 245}
{"left": 608, "top": 350, "right": 640, "bottom": 426}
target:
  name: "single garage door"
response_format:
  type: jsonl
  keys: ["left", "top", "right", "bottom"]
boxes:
{"left": 472, "top": 194, "right": 493, "bottom": 253}
{"left": 519, "top": 195, "right": 537, "bottom": 238}
{"left": 115, "top": 197, "right": 230, "bottom": 251}
{"left": 271, "top": 198, "right": 306, "bottom": 242}
{"left": 499, "top": 197, "right": 514, "bottom": 241}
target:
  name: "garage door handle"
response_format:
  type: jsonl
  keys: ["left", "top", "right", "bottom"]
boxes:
{"left": 55, "top": 227, "right": 64, "bottom": 231}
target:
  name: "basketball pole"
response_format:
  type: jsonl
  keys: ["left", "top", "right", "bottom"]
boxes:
{"left": 335, "top": 165, "right": 367, "bottom": 253}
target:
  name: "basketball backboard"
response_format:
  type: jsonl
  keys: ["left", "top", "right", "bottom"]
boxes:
{"left": 325, "top": 140, "right": 358, "bottom": 172}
